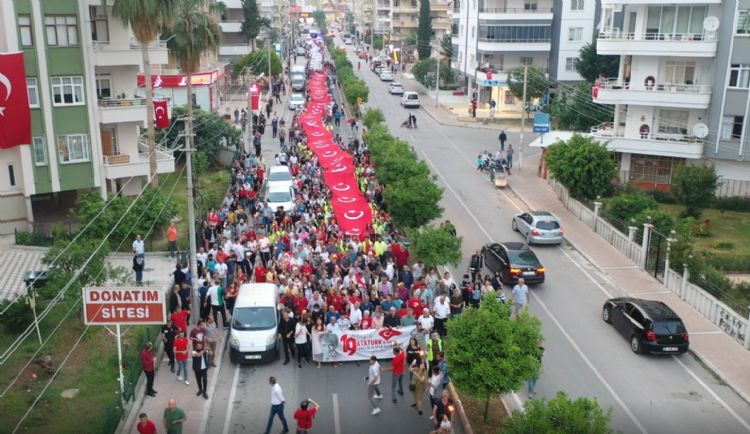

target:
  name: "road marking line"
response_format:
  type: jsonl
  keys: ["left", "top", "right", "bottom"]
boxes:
{"left": 332, "top": 392, "right": 342, "bottom": 434}
{"left": 673, "top": 356, "right": 750, "bottom": 432}
{"left": 557, "top": 248, "right": 614, "bottom": 299}
{"left": 222, "top": 365, "right": 241, "bottom": 434}
{"left": 420, "top": 149, "right": 647, "bottom": 433}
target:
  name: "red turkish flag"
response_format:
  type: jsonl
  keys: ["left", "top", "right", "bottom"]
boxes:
{"left": 486, "top": 70, "right": 493, "bottom": 80}
{"left": 0, "top": 52, "right": 31, "bottom": 149}
{"left": 154, "top": 100, "right": 169, "bottom": 129}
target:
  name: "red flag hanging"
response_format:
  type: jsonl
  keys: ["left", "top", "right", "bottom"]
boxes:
{"left": 0, "top": 52, "right": 31, "bottom": 149}
{"left": 154, "top": 100, "right": 169, "bottom": 129}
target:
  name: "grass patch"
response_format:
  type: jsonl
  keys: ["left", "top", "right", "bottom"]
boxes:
{"left": 460, "top": 393, "right": 508, "bottom": 434}
{"left": 659, "top": 204, "right": 750, "bottom": 257}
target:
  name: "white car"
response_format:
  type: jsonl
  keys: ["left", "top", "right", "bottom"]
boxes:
{"left": 379, "top": 70, "right": 394, "bottom": 81}
{"left": 389, "top": 82, "right": 405, "bottom": 95}
{"left": 288, "top": 93, "right": 306, "bottom": 111}
{"left": 266, "top": 165, "right": 294, "bottom": 192}
{"left": 265, "top": 184, "right": 294, "bottom": 213}
{"left": 401, "top": 91, "right": 420, "bottom": 108}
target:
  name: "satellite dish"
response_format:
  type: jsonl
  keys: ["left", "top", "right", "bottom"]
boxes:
{"left": 703, "top": 16, "right": 720, "bottom": 32}
{"left": 693, "top": 123, "right": 709, "bottom": 138}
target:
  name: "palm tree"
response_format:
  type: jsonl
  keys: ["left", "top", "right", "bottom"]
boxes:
{"left": 110, "top": 0, "right": 174, "bottom": 188}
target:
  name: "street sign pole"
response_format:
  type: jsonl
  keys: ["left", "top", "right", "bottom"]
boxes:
{"left": 518, "top": 65, "right": 528, "bottom": 172}
{"left": 115, "top": 323, "right": 125, "bottom": 407}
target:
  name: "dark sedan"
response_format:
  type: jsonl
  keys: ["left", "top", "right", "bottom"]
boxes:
{"left": 602, "top": 297, "right": 689, "bottom": 355}
{"left": 480, "top": 242, "right": 545, "bottom": 285}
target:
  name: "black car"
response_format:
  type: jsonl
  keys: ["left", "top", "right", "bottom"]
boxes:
{"left": 480, "top": 242, "right": 545, "bottom": 285}
{"left": 602, "top": 297, "right": 689, "bottom": 355}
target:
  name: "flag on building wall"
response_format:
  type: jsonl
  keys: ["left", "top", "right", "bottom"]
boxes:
{"left": 154, "top": 100, "right": 170, "bottom": 129}
{"left": 0, "top": 52, "right": 31, "bottom": 149}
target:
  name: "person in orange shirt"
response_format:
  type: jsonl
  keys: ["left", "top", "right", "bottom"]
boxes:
{"left": 167, "top": 222, "right": 178, "bottom": 258}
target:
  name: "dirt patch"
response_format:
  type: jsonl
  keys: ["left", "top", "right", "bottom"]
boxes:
{"left": 726, "top": 274, "right": 750, "bottom": 285}
{"left": 459, "top": 393, "right": 509, "bottom": 434}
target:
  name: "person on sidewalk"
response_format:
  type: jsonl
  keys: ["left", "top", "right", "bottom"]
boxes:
{"left": 506, "top": 144, "right": 514, "bottom": 168}
{"left": 136, "top": 412, "right": 157, "bottom": 434}
{"left": 140, "top": 342, "right": 157, "bottom": 397}
{"left": 471, "top": 100, "right": 477, "bottom": 118}
{"left": 167, "top": 222, "right": 178, "bottom": 257}
{"left": 489, "top": 99, "right": 497, "bottom": 119}
{"left": 163, "top": 399, "right": 187, "bottom": 434}
{"left": 293, "top": 399, "right": 320, "bottom": 434}
{"left": 264, "top": 376, "right": 290, "bottom": 434}
{"left": 173, "top": 330, "right": 190, "bottom": 385}
{"left": 133, "top": 253, "right": 145, "bottom": 286}
{"left": 498, "top": 130, "right": 507, "bottom": 150}
{"left": 279, "top": 309, "right": 297, "bottom": 365}
{"left": 205, "top": 316, "right": 218, "bottom": 367}
{"left": 366, "top": 355, "right": 383, "bottom": 415}
{"left": 511, "top": 277, "right": 529, "bottom": 319}
{"left": 206, "top": 279, "right": 229, "bottom": 328}
{"left": 161, "top": 318, "right": 179, "bottom": 373}
{"left": 192, "top": 342, "right": 209, "bottom": 399}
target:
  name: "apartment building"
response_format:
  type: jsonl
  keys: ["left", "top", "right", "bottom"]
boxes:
{"left": 592, "top": 0, "right": 750, "bottom": 193}
{"left": 218, "top": 0, "right": 279, "bottom": 61}
{"left": 452, "top": 0, "right": 598, "bottom": 115}
{"left": 0, "top": 0, "right": 175, "bottom": 235}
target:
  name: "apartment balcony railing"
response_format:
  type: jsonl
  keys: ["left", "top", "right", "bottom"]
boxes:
{"left": 594, "top": 78, "right": 712, "bottom": 109}
{"left": 98, "top": 97, "right": 148, "bottom": 124}
{"left": 479, "top": 7, "right": 553, "bottom": 13}
{"left": 597, "top": 30, "right": 718, "bottom": 57}
{"left": 478, "top": 37, "right": 551, "bottom": 43}
{"left": 591, "top": 122, "right": 703, "bottom": 144}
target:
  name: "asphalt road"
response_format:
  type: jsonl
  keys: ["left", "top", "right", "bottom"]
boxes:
{"left": 344, "top": 41, "right": 750, "bottom": 434}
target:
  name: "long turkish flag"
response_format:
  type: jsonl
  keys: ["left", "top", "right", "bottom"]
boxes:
{"left": 0, "top": 52, "right": 31, "bottom": 149}
{"left": 154, "top": 100, "right": 169, "bottom": 129}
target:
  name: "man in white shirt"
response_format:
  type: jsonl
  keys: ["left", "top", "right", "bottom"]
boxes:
{"left": 367, "top": 356, "right": 383, "bottom": 415}
{"left": 132, "top": 235, "right": 145, "bottom": 265}
{"left": 215, "top": 260, "right": 228, "bottom": 288}
{"left": 417, "top": 308, "right": 434, "bottom": 333}
{"left": 433, "top": 293, "right": 451, "bottom": 338}
{"left": 349, "top": 301, "right": 362, "bottom": 328}
{"left": 264, "top": 376, "right": 289, "bottom": 434}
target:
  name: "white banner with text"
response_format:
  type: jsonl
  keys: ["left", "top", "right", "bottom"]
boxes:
{"left": 312, "top": 326, "right": 416, "bottom": 362}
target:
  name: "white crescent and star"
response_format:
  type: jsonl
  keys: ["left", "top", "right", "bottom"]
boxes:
{"left": 0, "top": 72, "right": 12, "bottom": 117}
{"left": 332, "top": 183, "right": 350, "bottom": 192}
{"left": 155, "top": 106, "right": 166, "bottom": 117}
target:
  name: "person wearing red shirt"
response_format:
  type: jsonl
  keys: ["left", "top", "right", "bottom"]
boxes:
{"left": 360, "top": 311, "right": 373, "bottom": 329}
{"left": 140, "top": 342, "right": 157, "bottom": 397}
{"left": 136, "top": 413, "right": 157, "bottom": 434}
{"left": 326, "top": 292, "right": 343, "bottom": 314}
{"left": 173, "top": 330, "right": 190, "bottom": 384}
{"left": 171, "top": 308, "right": 188, "bottom": 333}
{"left": 387, "top": 346, "right": 406, "bottom": 403}
{"left": 254, "top": 263, "right": 267, "bottom": 283}
{"left": 293, "top": 399, "right": 320, "bottom": 433}
{"left": 207, "top": 209, "right": 221, "bottom": 226}
{"left": 301, "top": 261, "right": 313, "bottom": 277}
{"left": 408, "top": 297, "right": 423, "bottom": 316}
{"left": 256, "top": 166, "right": 265, "bottom": 185}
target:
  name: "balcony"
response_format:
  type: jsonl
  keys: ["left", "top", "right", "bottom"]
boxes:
{"left": 594, "top": 79, "right": 712, "bottom": 109}
{"left": 92, "top": 40, "right": 168, "bottom": 67}
{"left": 98, "top": 98, "right": 148, "bottom": 124}
{"left": 102, "top": 142, "right": 175, "bottom": 180}
{"left": 220, "top": 44, "right": 252, "bottom": 56}
{"left": 475, "top": 69, "right": 509, "bottom": 86}
{"left": 597, "top": 30, "right": 717, "bottom": 57}
{"left": 392, "top": 4, "right": 418, "bottom": 13}
{"left": 479, "top": 7, "right": 553, "bottom": 21}
{"left": 591, "top": 123, "right": 704, "bottom": 159}
{"left": 477, "top": 37, "right": 551, "bottom": 53}
{"left": 433, "top": 18, "right": 452, "bottom": 30}
{"left": 393, "top": 20, "right": 418, "bottom": 28}
{"left": 602, "top": 0, "right": 720, "bottom": 4}
{"left": 219, "top": 20, "right": 242, "bottom": 33}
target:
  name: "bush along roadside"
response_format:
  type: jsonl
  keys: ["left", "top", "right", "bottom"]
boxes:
{"left": 325, "top": 37, "right": 369, "bottom": 108}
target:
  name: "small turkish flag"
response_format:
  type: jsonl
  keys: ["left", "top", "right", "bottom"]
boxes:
{"left": 486, "top": 70, "right": 493, "bottom": 80}
{"left": 154, "top": 100, "right": 169, "bottom": 129}
{"left": 0, "top": 52, "right": 31, "bottom": 149}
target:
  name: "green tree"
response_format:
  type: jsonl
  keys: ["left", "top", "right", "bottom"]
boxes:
{"left": 240, "top": 0, "right": 271, "bottom": 50}
{"left": 446, "top": 296, "right": 543, "bottom": 424}
{"left": 504, "top": 391, "right": 613, "bottom": 434}
{"left": 551, "top": 82, "right": 613, "bottom": 132}
{"left": 384, "top": 175, "right": 443, "bottom": 228}
{"left": 405, "top": 32, "right": 418, "bottom": 45}
{"left": 417, "top": 0, "right": 433, "bottom": 60}
{"left": 408, "top": 225, "right": 462, "bottom": 269}
{"left": 362, "top": 108, "right": 385, "bottom": 128}
{"left": 545, "top": 134, "right": 616, "bottom": 200}
{"left": 110, "top": 0, "right": 174, "bottom": 188}
{"left": 576, "top": 39, "right": 620, "bottom": 83}
{"left": 43, "top": 237, "right": 111, "bottom": 288}
{"left": 232, "top": 49, "right": 283, "bottom": 77}
{"left": 412, "top": 58, "right": 454, "bottom": 88}
{"left": 312, "top": 10, "right": 327, "bottom": 35}
{"left": 670, "top": 164, "right": 719, "bottom": 218}
{"left": 156, "top": 106, "right": 240, "bottom": 162}
{"left": 439, "top": 33, "right": 453, "bottom": 59}
{"left": 606, "top": 192, "right": 659, "bottom": 226}
{"left": 508, "top": 65, "right": 549, "bottom": 101}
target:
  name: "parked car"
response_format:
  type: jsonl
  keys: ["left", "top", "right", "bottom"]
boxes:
{"left": 295, "top": 46, "right": 306, "bottom": 56}
{"left": 266, "top": 165, "right": 294, "bottom": 191}
{"left": 512, "top": 211, "right": 563, "bottom": 245}
{"left": 389, "top": 82, "right": 405, "bottom": 95}
{"left": 400, "top": 91, "right": 420, "bottom": 108}
{"left": 602, "top": 297, "right": 689, "bottom": 355}
{"left": 288, "top": 93, "right": 306, "bottom": 111}
{"left": 480, "top": 242, "right": 545, "bottom": 284}
{"left": 379, "top": 70, "right": 393, "bottom": 81}
{"left": 22, "top": 270, "right": 49, "bottom": 290}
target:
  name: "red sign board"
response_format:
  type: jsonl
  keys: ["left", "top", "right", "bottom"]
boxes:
{"left": 249, "top": 83, "right": 260, "bottom": 111}
{"left": 137, "top": 71, "right": 219, "bottom": 88}
{"left": 83, "top": 287, "right": 166, "bottom": 325}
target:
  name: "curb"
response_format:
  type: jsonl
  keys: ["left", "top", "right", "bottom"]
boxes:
{"left": 116, "top": 334, "right": 166, "bottom": 434}
{"left": 688, "top": 346, "right": 750, "bottom": 406}
{"left": 199, "top": 329, "right": 230, "bottom": 433}
{"left": 447, "top": 382, "right": 473, "bottom": 434}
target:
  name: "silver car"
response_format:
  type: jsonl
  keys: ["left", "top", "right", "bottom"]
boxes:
{"left": 512, "top": 211, "right": 563, "bottom": 245}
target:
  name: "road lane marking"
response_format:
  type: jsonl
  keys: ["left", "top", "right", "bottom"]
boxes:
{"left": 557, "top": 248, "right": 614, "bottom": 299}
{"left": 673, "top": 356, "right": 750, "bottom": 432}
{"left": 332, "top": 392, "right": 342, "bottom": 434}
{"left": 420, "top": 150, "right": 648, "bottom": 433}
{"left": 222, "top": 365, "right": 241, "bottom": 434}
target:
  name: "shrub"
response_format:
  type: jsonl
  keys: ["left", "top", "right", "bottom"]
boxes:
{"left": 714, "top": 196, "right": 750, "bottom": 212}
{"left": 545, "top": 134, "right": 616, "bottom": 200}
{"left": 14, "top": 230, "right": 55, "bottom": 247}
{"left": 702, "top": 252, "right": 750, "bottom": 272}
{"left": 712, "top": 241, "right": 735, "bottom": 250}
{"left": 643, "top": 189, "right": 676, "bottom": 204}
{"left": 671, "top": 164, "right": 719, "bottom": 218}
{"left": 362, "top": 108, "right": 385, "bottom": 128}
{"left": 0, "top": 299, "right": 33, "bottom": 333}
{"left": 606, "top": 193, "right": 659, "bottom": 227}
{"left": 634, "top": 207, "right": 674, "bottom": 237}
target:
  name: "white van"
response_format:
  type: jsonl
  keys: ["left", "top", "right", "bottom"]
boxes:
{"left": 401, "top": 91, "right": 420, "bottom": 108}
{"left": 290, "top": 65, "right": 305, "bottom": 77}
{"left": 291, "top": 76, "right": 306, "bottom": 91}
{"left": 229, "top": 283, "right": 280, "bottom": 363}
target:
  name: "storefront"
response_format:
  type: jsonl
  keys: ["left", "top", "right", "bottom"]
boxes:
{"left": 137, "top": 68, "right": 225, "bottom": 112}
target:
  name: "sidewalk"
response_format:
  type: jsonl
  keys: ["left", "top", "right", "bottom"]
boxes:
{"left": 509, "top": 150, "right": 750, "bottom": 404}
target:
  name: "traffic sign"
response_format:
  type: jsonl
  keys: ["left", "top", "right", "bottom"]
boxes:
{"left": 356, "top": 96, "right": 364, "bottom": 105}
{"left": 533, "top": 112, "right": 550, "bottom": 133}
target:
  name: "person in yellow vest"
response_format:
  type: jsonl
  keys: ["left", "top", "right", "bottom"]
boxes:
{"left": 427, "top": 332, "right": 443, "bottom": 369}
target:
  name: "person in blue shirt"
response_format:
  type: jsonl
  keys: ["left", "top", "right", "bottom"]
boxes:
{"left": 325, "top": 305, "right": 340, "bottom": 324}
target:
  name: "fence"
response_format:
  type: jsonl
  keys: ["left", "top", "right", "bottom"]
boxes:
{"left": 547, "top": 177, "right": 750, "bottom": 350}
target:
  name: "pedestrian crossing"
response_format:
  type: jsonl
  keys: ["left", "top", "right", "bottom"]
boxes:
{"left": 0, "top": 249, "right": 45, "bottom": 302}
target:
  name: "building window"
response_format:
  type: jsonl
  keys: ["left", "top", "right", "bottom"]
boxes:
{"left": 565, "top": 57, "right": 578, "bottom": 71}
{"left": 568, "top": 27, "right": 583, "bottom": 41}
{"left": 7, "top": 164, "right": 16, "bottom": 187}
{"left": 27, "top": 78, "right": 39, "bottom": 108}
{"left": 629, "top": 155, "right": 676, "bottom": 185}
{"left": 19, "top": 15, "right": 33, "bottom": 46}
{"left": 524, "top": 0, "right": 538, "bottom": 10}
{"left": 520, "top": 57, "right": 533, "bottom": 66}
{"left": 89, "top": 5, "right": 110, "bottom": 42}
{"left": 471, "top": 26, "right": 475, "bottom": 38}
{"left": 571, "top": 0, "right": 584, "bottom": 10}
{"left": 51, "top": 76, "right": 84, "bottom": 106}
{"left": 58, "top": 134, "right": 90, "bottom": 163}
{"left": 504, "top": 90, "right": 515, "bottom": 105}
{"left": 737, "top": 10, "right": 750, "bottom": 34}
{"left": 479, "top": 25, "right": 551, "bottom": 42}
{"left": 32, "top": 137, "right": 47, "bottom": 166}
{"left": 95, "top": 74, "right": 112, "bottom": 99}
{"left": 722, "top": 115, "right": 744, "bottom": 140}
{"left": 657, "top": 109, "right": 689, "bottom": 135}
{"left": 729, "top": 64, "right": 750, "bottom": 88}
{"left": 45, "top": 16, "right": 79, "bottom": 46}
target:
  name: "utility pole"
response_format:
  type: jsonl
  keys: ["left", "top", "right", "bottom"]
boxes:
{"left": 370, "top": 0, "right": 375, "bottom": 54}
{"left": 518, "top": 64, "right": 528, "bottom": 172}
{"left": 181, "top": 114, "right": 198, "bottom": 318}
{"left": 435, "top": 57, "right": 440, "bottom": 108}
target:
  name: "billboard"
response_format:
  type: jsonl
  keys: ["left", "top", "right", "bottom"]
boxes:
{"left": 312, "top": 326, "right": 416, "bottom": 362}
{"left": 83, "top": 287, "right": 166, "bottom": 325}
